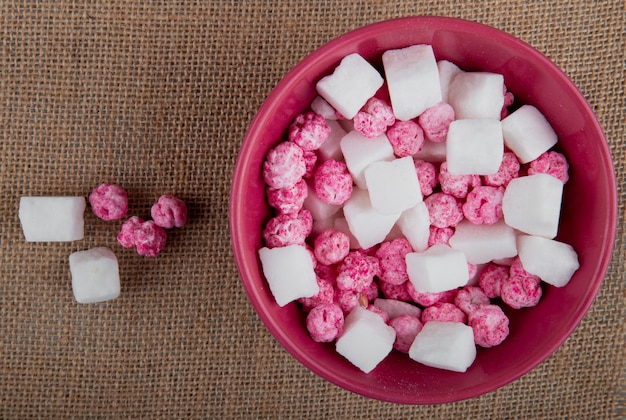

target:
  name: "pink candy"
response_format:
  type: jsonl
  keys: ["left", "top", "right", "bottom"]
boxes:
{"left": 298, "top": 276, "right": 335, "bottom": 312}
{"left": 313, "top": 159, "right": 353, "bottom": 205}
{"left": 353, "top": 97, "right": 395, "bottom": 138}
{"left": 375, "top": 238, "right": 412, "bottom": 285}
{"left": 462, "top": 186, "right": 505, "bottom": 225}
{"left": 151, "top": 194, "right": 188, "bottom": 229}
{"left": 424, "top": 192, "right": 464, "bottom": 228}
{"left": 528, "top": 151, "right": 569, "bottom": 183}
{"left": 262, "top": 209, "right": 312, "bottom": 248}
{"left": 501, "top": 258, "right": 542, "bottom": 309}
{"left": 418, "top": 102, "right": 455, "bottom": 142}
{"left": 117, "top": 216, "right": 144, "bottom": 248}
{"left": 89, "top": 183, "right": 128, "bottom": 221}
{"left": 379, "top": 280, "right": 413, "bottom": 302}
{"left": 389, "top": 314, "right": 423, "bottom": 353}
{"left": 386, "top": 120, "right": 424, "bottom": 157}
{"left": 439, "top": 161, "right": 481, "bottom": 199}
{"left": 336, "top": 251, "right": 380, "bottom": 292}
{"left": 288, "top": 111, "right": 331, "bottom": 151}
{"left": 406, "top": 281, "right": 445, "bottom": 307}
{"left": 263, "top": 141, "right": 306, "bottom": 189}
{"left": 482, "top": 152, "right": 520, "bottom": 187}
{"left": 266, "top": 179, "right": 308, "bottom": 214}
{"left": 468, "top": 304, "right": 510, "bottom": 348}
{"left": 428, "top": 226, "right": 454, "bottom": 247}
{"left": 313, "top": 228, "right": 350, "bottom": 265}
{"left": 413, "top": 159, "right": 438, "bottom": 196}
{"left": 302, "top": 150, "right": 318, "bottom": 179}
{"left": 478, "top": 263, "right": 508, "bottom": 298}
{"left": 306, "top": 303, "right": 344, "bottom": 342}
{"left": 421, "top": 302, "right": 467, "bottom": 324}
{"left": 454, "top": 286, "right": 490, "bottom": 315}
{"left": 334, "top": 288, "right": 361, "bottom": 313}
{"left": 118, "top": 217, "right": 167, "bottom": 257}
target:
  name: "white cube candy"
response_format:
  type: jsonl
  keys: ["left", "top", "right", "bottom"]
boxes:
{"left": 364, "top": 156, "right": 423, "bottom": 215}
{"left": 397, "top": 202, "right": 430, "bottom": 252}
{"left": 316, "top": 53, "right": 384, "bottom": 120}
{"left": 448, "top": 72, "right": 504, "bottom": 119}
{"left": 335, "top": 306, "right": 396, "bottom": 373}
{"left": 19, "top": 196, "right": 86, "bottom": 242}
{"left": 69, "top": 247, "right": 120, "bottom": 304}
{"left": 258, "top": 244, "right": 318, "bottom": 307}
{"left": 437, "top": 59, "right": 463, "bottom": 103}
{"left": 343, "top": 188, "right": 401, "bottom": 249}
{"left": 405, "top": 244, "right": 469, "bottom": 293}
{"left": 502, "top": 174, "right": 564, "bottom": 239}
{"left": 340, "top": 131, "right": 394, "bottom": 189}
{"left": 316, "top": 119, "right": 347, "bottom": 162}
{"left": 409, "top": 321, "right": 476, "bottom": 372}
{"left": 382, "top": 44, "right": 442, "bottom": 121}
{"left": 333, "top": 216, "right": 361, "bottom": 250}
{"left": 310, "top": 96, "right": 338, "bottom": 120}
{"left": 517, "top": 235, "right": 580, "bottom": 287}
{"left": 414, "top": 139, "right": 447, "bottom": 163}
{"left": 449, "top": 219, "right": 518, "bottom": 264}
{"left": 303, "top": 182, "right": 341, "bottom": 221}
{"left": 374, "top": 298, "right": 422, "bottom": 320}
{"left": 446, "top": 119, "right": 503, "bottom": 175}
{"left": 501, "top": 104, "right": 559, "bottom": 163}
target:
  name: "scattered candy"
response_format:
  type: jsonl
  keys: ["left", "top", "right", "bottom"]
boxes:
{"left": 439, "top": 162, "right": 481, "bottom": 199}
{"left": 422, "top": 302, "right": 467, "bottom": 324}
{"left": 89, "top": 184, "right": 128, "bottom": 221}
{"left": 117, "top": 216, "right": 144, "bottom": 248}
{"left": 478, "top": 262, "right": 509, "bottom": 298}
{"left": 424, "top": 192, "right": 464, "bottom": 228}
{"left": 151, "top": 194, "right": 188, "bottom": 229}
{"left": 69, "top": 247, "right": 120, "bottom": 304}
{"left": 413, "top": 160, "right": 438, "bottom": 196}
{"left": 462, "top": 186, "right": 505, "bottom": 225}
{"left": 417, "top": 102, "right": 455, "bottom": 142}
{"left": 288, "top": 111, "right": 331, "bottom": 151}
{"left": 313, "top": 228, "right": 350, "bottom": 265}
{"left": 267, "top": 179, "right": 308, "bottom": 214}
{"left": 262, "top": 209, "right": 312, "bottom": 248}
{"left": 19, "top": 196, "right": 86, "bottom": 242}
{"left": 386, "top": 120, "right": 424, "bottom": 157}
{"left": 454, "top": 286, "right": 490, "bottom": 315}
{"left": 262, "top": 141, "right": 306, "bottom": 189}
{"left": 468, "top": 304, "right": 510, "bottom": 348}
{"left": 313, "top": 159, "right": 353, "bottom": 205}
{"left": 390, "top": 314, "right": 423, "bottom": 353}
{"left": 375, "top": 238, "right": 413, "bottom": 285}
{"left": 306, "top": 303, "right": 345, "bottom": 342}
{"left": 353, "top": 97, "right": 395, "bottom": 138}
{"left": 134, "top": 220, "right": 167, "bottom": 257}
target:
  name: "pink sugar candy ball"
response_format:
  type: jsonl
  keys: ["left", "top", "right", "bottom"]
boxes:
{"left": 387, "top": 120, "right": 424, "bottom": 157}
{"left": 334, "top": 287, "right": 361, "bottom": 313}
{"left": 266, "top": 178, "right": 308, "bottom": 214}
{"left": 424, "top": 192, "right": 464, "bottom": 228}
{"left": 454, "top": 286, "right": 490, "bottom": 315}
{"left": 462, "top": 186, "right": 505, "bottom": 225}
{"left": 421, "top": 302, "right": 467, "bottom": 324}
{"left": 406, "top": 281, "right": 445, "bottom": 307}
{"left": 151, "top": 195, "right": 188, "bottom": 229}
{"left": 336, "top": 251, "right": 380, "bottom": 292}
{"left": 302, "top": 150, "right": 318, "bottom": 179}
{"left": 288, "top": 111, "right": 331, "bottom": 152}
{"left": 479, "top": 263, "right": 509, "bottom": 298}
{"left": 134, "top": 220, "right": 167, "bottom": 257}
{"left": 353, "top": 97, "right": 396, "bottom": 138}
{"left": 306, "top": 303, "right": 344, "bottom": 342}
{"left": 89, "top": 183, "right": 128, "bottom": 221}
{"left": 501, "top": 258, "right": 542, "bottom": 309}
{"left": 390, "top": 314, "right": 424, "bottom": 353}
{"left": 263, "top": 141, "right": 306, "bottom": 189}
{"left": 439, "top": 161, "right": 481, "bottom": 199}
{"left": 298, "top": 276, "right": 335, "bottom": 312}
{"left": 418, "top": 102, "right": 455, "bottom": 143}
{"left": 527, "top": 151, "right": 570, "bottom": 183}
{"left": 117, "top": 216, "right": 144, "bottom": 248}
{"left": 315, "top": 263, "right": 338, "bottom": 282}
{"left": 482, "top": 152, "right": 520, "bottom": 187}
{"left": 468, "top": 304, "right": 510, "bottom": 348}
{"left": 375, "top": 238, "right": 413, "bottom": 286}
{"left": 428, "top": 226, "right": 455, "bottom": 247}
{"left": 313, "top": 228, "right": 350, "bottom": 265}
{"left": 379, "top": 280, "right": 412, "bottom": 302}
{"left": 313, "top": 159, "right": 353, "bottom": 205}
{"left": 437, "top": 288, "right": 459, "bottom": 304}
{"left": 262, "top": 209, "right": 312, "bottom": 248}
{"left": 363, "top": 280, "right": 380, "bottom": 302}
{"left": 414, "top": 159, "right": 438, "bottom": 196}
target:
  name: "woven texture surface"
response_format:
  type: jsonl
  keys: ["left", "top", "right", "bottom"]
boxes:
{"left": 1, "top": 1, "right": 624, "bottom": 418}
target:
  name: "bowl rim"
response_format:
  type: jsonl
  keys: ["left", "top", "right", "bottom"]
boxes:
{"left": 230, "top": 15, "right": 618, "bottom": 404}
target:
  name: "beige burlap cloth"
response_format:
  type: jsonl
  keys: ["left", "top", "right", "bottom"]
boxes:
{"left": 1, "top": 1, "right": 624, "bottom": 418}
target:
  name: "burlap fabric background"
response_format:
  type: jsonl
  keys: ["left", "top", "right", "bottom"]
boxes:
{"left": 1, "top": 1, "right": 624, "bottom": 418}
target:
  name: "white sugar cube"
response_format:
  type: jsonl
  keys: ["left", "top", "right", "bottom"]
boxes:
{"left": 69, "top": 247, "right": 120, "bottom": 304}
{"left": 382, "top": 44, "right": 442, "bottom": 121}
{"left": 517, "top": 235, "right": 580, "bottom": 287}
{"left": 414, "top": 139, "right": 447, "bottom": 163}
{"left": 405, "top": 244, "right": 469, "bottom": 293}
{"left": 449, "top": 219, "right": 518, "bottom": 264}
{"left": 343, "top": 188, "right": 400, "bottom": 249}
{"left": 258, "top": 244, "right": 318, "bottom": 307}
{"left": 502, "top": 174, "right": 564, "bottom": 239}
{"left": 501, "top": 105, "right": 559, "bottom": 163}
{"left": 374, "top": 298, "right": 422, "bottom": 320}
{"left": 409, "top": 321, "right": 476, "bottom": 372}
{"left": 364, "top": 156, "right": 423, "bottom": 215}
{"left": 397, "top": 202, "right": 430, "bottom": 252}
{"left": 303, "top": 182, "right": 341, "bottom": 221}
{"left": 316, "top": 53, "right": 384, "bottom": 120}
{"left": 335, "top": 306, "right": 396, "bottom": 373}
{"left": 448, "top": 72, "right": 504, "bottom": 119}
{"left": 437, "top": 60, "right": 463, "bottom": 103}
{"left": 19, "top": 196, "right": 86, "bottom": 242}
{"left": 340, "top": 131, "right": 395, "bottom": 189}
{"left": 310, "top": 96, "right": 338, "bottom": 120}
{"left": 446, "top": 119, "right": 503, "bottom": 175}
{"left": 316, "top": 119, "right": 347, "bottom": 162}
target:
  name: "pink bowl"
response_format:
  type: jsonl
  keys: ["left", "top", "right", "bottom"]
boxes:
{"left": 230, "top": 16, "right": 617, "bottom": 404}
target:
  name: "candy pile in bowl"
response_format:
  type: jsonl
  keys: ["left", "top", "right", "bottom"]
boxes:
{"left": 230, "top": 16, "right": 617, "bottom": 404}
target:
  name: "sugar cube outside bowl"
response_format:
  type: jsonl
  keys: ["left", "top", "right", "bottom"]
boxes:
{"left": 229, "top": 16, "right": 617, "bottom": 404}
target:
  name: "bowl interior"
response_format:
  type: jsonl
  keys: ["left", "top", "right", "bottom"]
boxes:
{"left": 230, "top": 16, "right": 617, "bottom": 404}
